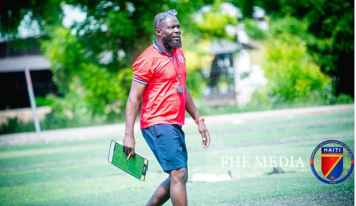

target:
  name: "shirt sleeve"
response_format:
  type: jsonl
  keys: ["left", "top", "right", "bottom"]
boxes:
{"left": 132, "top": 56, "right": 153, "bottom": 85}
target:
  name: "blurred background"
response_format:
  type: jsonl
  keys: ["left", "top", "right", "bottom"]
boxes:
{"left": 0, "top": 0, "right": 354, "bottom": 134}
{"left": 0, "top": 1, "right": 354, "bottom": 205}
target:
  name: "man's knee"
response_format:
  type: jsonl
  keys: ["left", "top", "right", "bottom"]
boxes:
{"left": 170, "top": 167, "right": 188, "bottom": 183}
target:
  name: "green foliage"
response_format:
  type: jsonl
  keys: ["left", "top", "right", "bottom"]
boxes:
{"left": 267, "top": 17, "right": 309, "bottom": 38}
{"left": 336, "top": 94, "right": 354, "bottom": 104}
{"left": 36, "top": 1, "right": 236, "bottom": 122}
{"left": 0, "top": 118, "right": 35, "bottom": 134}
{"left": 197, "top": 2, "right": 238, "bottom": 38}
{"left": 243, "top": 18, "right": 266, "bottom": 40}
{"left": 0, "top": 111, "right": 119, "bottom": 135}
{"left": 186, "top": 70, "right": 203, "bottom": 98}
{"left": 182, "top": 35, "right": 213, "bottom": 98}
{"left": 40, "top": 26, "right": 133, "bottom": 120}
{"left": 40, "top": 27, "right": 82, "bottom": 94}
{"left": 230, "top": 0, "right": 354, "bottom": 97}
{"left": 0, "top": 0, "right": 63, "bottom": 40}
{"left": 249, "top": 0, "right": 354, "bottom": 96}
{"left": 262, "top": 29, "right": 333, "bottom": 104}
{"left": 238, "top": 17, "right": 337, "bottom": 109}
{"left": 35, "top": 97, "right": 53, "bottom": 107}
{"left": 1, "top": 0, "right": 244, "bottom": 132}
{"left": 4, "top": 0, "right": 351, "bottom": 127}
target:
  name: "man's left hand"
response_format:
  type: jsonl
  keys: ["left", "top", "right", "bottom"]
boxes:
{"left": 197, "top": 121, "right": 210, "bottom": 149}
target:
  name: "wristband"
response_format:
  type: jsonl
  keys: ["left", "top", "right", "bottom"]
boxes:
{"left": 195, "top": 116, "right": 205, "bottom": 124}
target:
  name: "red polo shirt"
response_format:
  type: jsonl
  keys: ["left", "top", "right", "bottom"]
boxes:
{"left": 133, "top": 40, "right": 187, "bottom": 129}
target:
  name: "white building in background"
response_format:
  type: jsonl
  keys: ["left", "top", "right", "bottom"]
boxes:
{"left": 234, "top": 23, "right": 267, "bottom": 107}
{"left": 0, "top": 39, "right": 56, "bottom": 129}
{"left": 203, "top": 5, "right": 268, "bottom": 108}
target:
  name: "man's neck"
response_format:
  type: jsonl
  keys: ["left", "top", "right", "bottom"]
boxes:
{"left": 156, "top": 39, "right": 173, "bottom": 54}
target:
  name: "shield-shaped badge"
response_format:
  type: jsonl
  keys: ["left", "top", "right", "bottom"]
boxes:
{"left": 178, "top": 55, "right": 184, "bottom": 63}
{"left": 321, "top": 147, "right": 343, "bottom": 180}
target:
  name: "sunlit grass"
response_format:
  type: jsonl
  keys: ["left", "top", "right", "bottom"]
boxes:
{"left": 0, "top": 111, "right": 354, "bottom": 205}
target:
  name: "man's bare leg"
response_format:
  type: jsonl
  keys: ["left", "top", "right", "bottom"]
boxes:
{"left": 146, "top": 177, "right": 171, "bottom": 206}
{"left": 170, "top": 167, "right": 188, "bottom": 206}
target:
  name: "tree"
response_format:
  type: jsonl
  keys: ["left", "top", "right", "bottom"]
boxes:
{"left": 232, "top": 0, "right": 354, "bottom": 97}
{"left": 263, "top": 17, "right": 333, "bottom": 104}
{"left": 1, "top": 0, "right": 238, "bottom": 121}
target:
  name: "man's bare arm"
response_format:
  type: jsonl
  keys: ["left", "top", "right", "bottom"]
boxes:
{"left": 185, "top": 87, "right": 200, "bottom": 120}
{"left": 185, "top": 87, "right": 210, "bottom": 149}
{"left": 123, "top": 81, "right": 146, "bottom": 158}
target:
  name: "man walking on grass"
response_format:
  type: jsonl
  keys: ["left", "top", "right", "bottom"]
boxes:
{"left": 123, "top": 9, "right": 211, "bottom": 206}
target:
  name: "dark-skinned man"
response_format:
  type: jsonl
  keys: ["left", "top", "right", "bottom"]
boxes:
{"left": 123, "top": 9, "right": 211, "bottom": 206}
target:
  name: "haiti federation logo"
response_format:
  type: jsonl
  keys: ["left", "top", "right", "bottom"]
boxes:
{"left": 178, "top": 55, "right": 184, "bottom": 63}
{"left": 310, "top": 140, "right": 354, "bottom": 184}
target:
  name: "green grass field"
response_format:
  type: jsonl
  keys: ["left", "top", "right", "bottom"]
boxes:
{"left": 0, "top": 110, "right": 354, "bottom": 205}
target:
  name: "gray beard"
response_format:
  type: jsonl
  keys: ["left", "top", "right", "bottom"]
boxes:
{"left": 162, "top": 34, "right": 182, "bottom": 49}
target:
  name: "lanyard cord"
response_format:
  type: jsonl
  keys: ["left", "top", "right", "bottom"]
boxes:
{"left": 171, "top": 55, "right": 184, "bottom": 94}
{"left": 171, "top": 57, "right": 181, "bottom": 82}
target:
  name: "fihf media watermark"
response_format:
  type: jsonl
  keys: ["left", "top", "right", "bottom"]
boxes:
{"left": 221, "top": 156, "right": 305, "bottom": 168}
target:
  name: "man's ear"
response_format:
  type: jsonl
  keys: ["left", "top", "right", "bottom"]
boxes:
{"left": 155, "top": 28, "right": 161, "bottom": 37}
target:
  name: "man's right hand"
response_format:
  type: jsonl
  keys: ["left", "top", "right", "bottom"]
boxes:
{"left": 123, "top": 80, "right": 146, "bottom": 159}
{"left": 123, "top": 134, "right": 136, "bottom": 159}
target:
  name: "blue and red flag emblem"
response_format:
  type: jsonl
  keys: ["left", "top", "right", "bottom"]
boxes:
{"left": 321, "top": 147, "right": 343, "bottom": 180}
{"left": 311, "top": 140, "right": 354, "bottom": 184}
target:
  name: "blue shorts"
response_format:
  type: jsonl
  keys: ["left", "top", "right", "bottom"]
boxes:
{"left": 141, "top": 124, "right": 188, "bottom": 173}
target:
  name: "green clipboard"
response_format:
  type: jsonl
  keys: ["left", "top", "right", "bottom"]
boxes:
{"left": 108, "top": 140, "right": 149, "bottom": 181}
